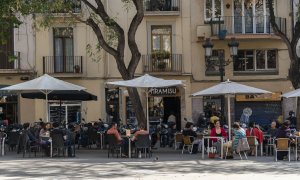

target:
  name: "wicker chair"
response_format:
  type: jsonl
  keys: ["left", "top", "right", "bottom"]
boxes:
{"left": 107, "top": 134, "right": 122, "bottom": 158}
{"left": 174, "top": 133, "right": 183, "bottom": 150}
{"left": 274, "top": 138, "right": 290, "bottom": 162}
{"left": 182, "top": 136, "right": 193, "bottom": 154}
{"left": 50, "top": 132, "right": 67, "bottom": 157}
{"left": 247, "top": 136, "right": 258, "bottom": 157}
{"left": 135, "top": 134, "right": 151, "bottom": 158}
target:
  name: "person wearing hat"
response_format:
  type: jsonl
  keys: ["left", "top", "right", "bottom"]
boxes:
{"left": 275, "top": 120, "right": 291, "bottom": 160}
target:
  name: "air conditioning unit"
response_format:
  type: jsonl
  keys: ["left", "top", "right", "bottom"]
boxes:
{"left": 196, "top": 25, "right": 211, "bottom": 39}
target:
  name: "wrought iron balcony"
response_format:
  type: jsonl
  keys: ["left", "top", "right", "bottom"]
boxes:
{"left": 43, "top": 56, "right": 83, "bottom": 74}
{"left": 210, "top": 16, "right": 286, "bottom": 37}
{"left": 144, "top": 0, "right": 180, "bottom": 15}
{"left": 142, "top": 53, "right": 182, "bottom": 73}
{"left": 0, "top": 51, "right": 20, "bottom": 70}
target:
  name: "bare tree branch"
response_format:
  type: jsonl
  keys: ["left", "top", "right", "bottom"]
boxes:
{"left": 81, "top": 0, "right": 98, "bottom": 13}
{"left": 94, "top": 0, "right": 125, "bottom": 62}
{"left": 127, "top": 0, "right": 144, "bottom": 78}
{"left": 86, "top": 18, "right": 119, "bottom": 58}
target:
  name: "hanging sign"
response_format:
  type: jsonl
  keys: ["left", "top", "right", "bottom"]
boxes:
{"left": 149, "top": 87, "right": 178, "bottom": 96}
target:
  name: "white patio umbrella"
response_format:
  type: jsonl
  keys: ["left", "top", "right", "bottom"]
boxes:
{"left": 191, "top": 79, "right": 271, "bottom": 140}
{"left": 106, "top": 74, "right": 184, "bottom": 130}
{"left": 282, "top": 88, "right": 300, "bottom": 98}
{"left": 0, "top": 74, "right": 86, "bottom": 122}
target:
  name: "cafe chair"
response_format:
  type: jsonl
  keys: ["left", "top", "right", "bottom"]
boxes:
{"left": 274, "top": 138, "right": 290, "bottom": 162}
{"left": 0, "top": 132, "right": 7, "bottom": 156}
{"left": 107, "top": 134, "right": 122, "bottom": 158}
{"left": 18, "top": 131, "right": 40, "bottom": 158}
{"left": 182, "top": 136, "right": 193, "bottom": 154}
{"left": 135, "top": 134, "right": 152, "bottom": 158}
{"left": 174, "top": 133, "right": 183, "bottom": 150}
{"left": 236, "top": 138, "right": 250, "bottom": 160}
{"left": 266, "top": 137, "right": 275, "bottom": 156}
{"left": 7, "top": 131, "right": 20, "bottom": 151}
{"left": 246, "top": 136, "right": 258, "bottom": 157}
{"left": 50, "top": 132, "right": 68, "bottom": 157}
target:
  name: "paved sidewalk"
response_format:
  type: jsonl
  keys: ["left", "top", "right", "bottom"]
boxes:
{"left": 0, "top": 149, "right": 299, "bottom": 179}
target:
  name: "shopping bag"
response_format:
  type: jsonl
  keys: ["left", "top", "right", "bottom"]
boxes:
{"left": 207, "top": 147, "right": 217, "bottom": 158}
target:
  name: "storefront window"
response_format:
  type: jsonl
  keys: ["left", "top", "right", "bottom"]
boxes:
{"left": 0, "top": 93, "right": 18, "bottom": 124}
{"left": 49, "top": 102, "right": 81, "bottom": 124}
{"left": 105, "top": 88, "right": 120, "bottom": 124}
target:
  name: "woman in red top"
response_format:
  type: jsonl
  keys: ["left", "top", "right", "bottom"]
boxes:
{"left": 210, "top": 120, "right": 227, "bottom": 141}
{"left": 246, "top": 121, "right": 263, "bottom": 156}
{"left": 210, "top": 120, "right": 227, "bottom": 156}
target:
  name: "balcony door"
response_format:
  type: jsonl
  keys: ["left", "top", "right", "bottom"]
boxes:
{"left": 233, "top": 0, "right": 270, "bottom": 34}
{"left": 151, "top": 25, "right": 172, "bottom": 71}
{"left": 53, "top": 27, "right": 74, "bottom": 73}
{"left": 0, "top": 28, "right": 14, "bottom": 69}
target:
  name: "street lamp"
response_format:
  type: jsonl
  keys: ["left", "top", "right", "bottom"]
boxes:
{"left": 202, "top": 37, "right": 239, "bottom": 121}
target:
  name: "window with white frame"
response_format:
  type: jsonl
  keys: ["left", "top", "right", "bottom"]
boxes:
{"left": 205, "top": 0, "right": 224, "bottom": 21}
{"left": 234, "top": 49, "right": 277, "bottom": 72}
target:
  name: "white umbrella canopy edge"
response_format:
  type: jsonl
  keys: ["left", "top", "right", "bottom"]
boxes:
{"left": 0, "top": 74, "right": 86, "bottom": 122}
{"left": 282, "top": 88, "right": 300, "bottom": 98}
{"left": 106, "top": 74, "right": 184, "bottom": 88}
{"left": 191, "top": 79, "right": 271, "bottom": 141}
{"left": 0, "top": 74, "right": 86, "bottom": 91}
{"left": 106, "top": 74, "right": 185, "bottom": 130}
{"left": 191, "top": 80, "right": 271, "bottom": 97}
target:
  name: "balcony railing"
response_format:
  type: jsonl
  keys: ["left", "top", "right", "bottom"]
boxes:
{"left": 210, "top": 16, "right": 286, "bottom": 36}
{"left": 43, "top": 56, "right": 83, "bottom": 74}
{"left": 142, "top": 54, "right": 182, "bottom": 73}
{"left": 144, "top": 0, "right": 180, "bottom": 15}
{"left": 0, "top": 51, "right": 20, "bottom": 70}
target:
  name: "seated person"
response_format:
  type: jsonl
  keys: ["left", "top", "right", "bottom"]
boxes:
{"left": 275, "top": 120, "right": 291, "bottom": 160}
{"left": 210, "top": 120, "right": 227, "bottom": 155}
{"left": 39, "top": 122, "right": 51, "bottom": 138}
{"left": 107, "top": 122, "right": 128, "bottom": 156}
{"left": 246, "top": 121, "right": 263, "bottom": 155}
{"left": 182, "top": 122, "right": 200, "bottom": 153}
{"left": 131, "top": 124, "right": 149, "bottom": 142}
{"left": 231, "top": 122, "right": 246, "bottom": 154}
{"left": 267, "top": 121, "right": 278, "bottom": 138}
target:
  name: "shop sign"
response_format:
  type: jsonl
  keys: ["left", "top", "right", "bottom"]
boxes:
{"left": 149, "top": 87, "right": 177, "bottom": 96}
{"left": 236, "top": 92, "right": 281, "bottom": 102}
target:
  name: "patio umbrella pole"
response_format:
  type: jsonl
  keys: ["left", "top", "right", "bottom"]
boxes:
{"left": 227, "top": 95, "right": 231, "bottom": 141}
{"left": 146, "top": 90, "right": 149, "bottom": 131}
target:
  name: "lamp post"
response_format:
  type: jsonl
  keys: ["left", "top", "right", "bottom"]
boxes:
{"left": 202, "top": 37, "right": 239, "bottom": 121}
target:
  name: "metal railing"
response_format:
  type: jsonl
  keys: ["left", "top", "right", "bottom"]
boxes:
{"left": 0, "top": 51, "right": 20, "bottom": 70}
{"left": 144, "top": 0, "right": 180, "bottom": 12}
{"left": 142, "top": 54, "right": 182, "bottom": 73}
{"left": 210, "top": 16, "right": 286, "bottom": 36}
{"left": 43, "top": 56, "right": 83, "bottom": 74}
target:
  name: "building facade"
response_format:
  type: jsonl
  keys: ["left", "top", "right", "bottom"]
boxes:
{"left": 0, "top": 0, "right": 297, "bottom": 129}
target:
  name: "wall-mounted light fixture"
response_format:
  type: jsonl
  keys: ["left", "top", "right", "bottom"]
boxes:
{"left": 226, "top": 3, "right": 230, "bottom": 9}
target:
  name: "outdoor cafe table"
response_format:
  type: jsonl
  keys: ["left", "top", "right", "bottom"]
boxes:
{"left": 201, "top": 136, "right": 224, "bottom": 159}
{"left": 294, "top": 136, "right": 300, "bottom": 161}
{"left": 97, "top": 131, "right": 104, "bottom": 149}
{"left": 121, "top": 135, "right": 132, "bottom": 158}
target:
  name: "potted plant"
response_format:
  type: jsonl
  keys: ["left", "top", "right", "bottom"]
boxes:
{"left": 157, "top": 61, "right": 167, "bottom": 70}
{"left": 151, "top": 50, "right": 171, "bottom": 60}
{"left": 74, "top": 65, "right": 80, "bottom": 73}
